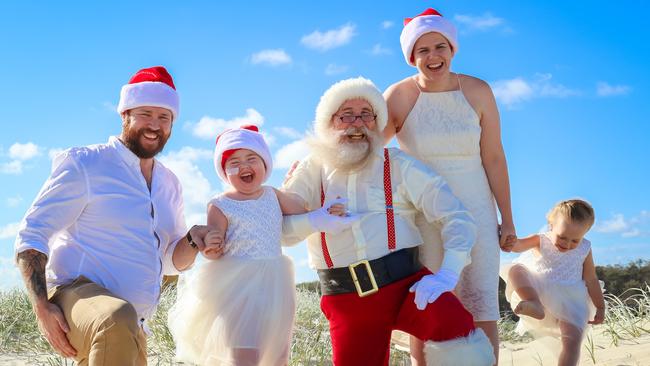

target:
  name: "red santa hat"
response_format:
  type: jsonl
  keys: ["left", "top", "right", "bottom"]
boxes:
{"left": 314, "top": 77, "right": 388, "bottom": 136}
{"left": 213, "top": 125, "right": 273, "bottom": 184}
{"left": 117, "top": 66, "right": 180, "bottom": 121}
{"left": 400, "top": 8, "right": 458, "bottom": 66}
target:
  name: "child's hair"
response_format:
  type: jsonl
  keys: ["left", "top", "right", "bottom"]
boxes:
{"left": 546, "top": 199, "right": 595, "bottom": 229}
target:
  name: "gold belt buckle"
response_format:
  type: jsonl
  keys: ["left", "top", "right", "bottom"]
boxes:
{"left": 348, "top": 259, "right": 379, "bottom": 297}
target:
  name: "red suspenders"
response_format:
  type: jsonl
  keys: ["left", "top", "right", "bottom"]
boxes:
{"left": 320, "top": 148, "right": 396, "bottom": 268}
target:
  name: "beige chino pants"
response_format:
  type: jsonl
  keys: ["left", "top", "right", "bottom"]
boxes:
{"left": 48, "top": 276, "right": 147, "bottom": 366}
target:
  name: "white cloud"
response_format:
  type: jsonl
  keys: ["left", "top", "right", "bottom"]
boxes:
{"left": 188, "top": 108, "right": 265, "bottom": 139}
{"left": 491, "top": 78, "right": 534, "bottom": 106}
{"left": 159, "top": 147, "right": 217, "bottom": 226}
{"left": 301, "top": 23, "right": 356, "bottom": 51}
{"left": 274, "top": 140, "right": 310, "bottom": 169}
{"left": 0, "top": 160, "right": 23, "bottom": 174}
{"left": 325, "top": 63, "right": 349, "bottom": 76}
{"left": 0, "top": 222, "right": 21, "bottom": 239}
{"left": 596, "top": 82, "right": 631, "bottom": 97}
{"left": 491, "top": 73, "right": 579, "bottom": 108}
{"left": 9, "top": 142, "right": 40, "bottom": 161}
{"left": 454, "top": 13, "right": 504, "bottom": 32}
{"left": 1, "top": 142, "right": 43, "bottom": 175}
{"left": 595, "top": 211, "right": 649, "bottom": 238}
{"left": 261, "top": 132, "right": 277, "bottom": 147}
{"left": 6, "top": 195, "right": 23, "bottom": 207}
{"left": 273, "top": 127, "right": 304, "bottom": 140}
{"left": 250, "top": 49, "right": 292, "bottom": 66}
{"left": 595, "top": 213, "right": 628, "bottom": 233}
{"left": 622, "top": 229, "right": 641, "bottom": 238}
{"left": 0, "top": 255, "right": 23, "bottom": 291}
{"left": 163, "top": 146, "right": 213, "bottom": 162}
{"left": 370, "top": 43, "right": 392, "bottom": 56}
{"left": 381, "top": 21, "right": 394, "bottom": 29}
{"left": 591, "top": 242, "right": 650, "bottom": 266}
{"left": 185, "top": 212, "right": 207, "bottom": 229}
{"left": 536, "top": 73, "right": 580, "bottom": 98}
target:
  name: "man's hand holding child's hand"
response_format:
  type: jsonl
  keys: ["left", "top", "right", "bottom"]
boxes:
{"left": 203, "top": 230, "right": 225, "bottom": 260}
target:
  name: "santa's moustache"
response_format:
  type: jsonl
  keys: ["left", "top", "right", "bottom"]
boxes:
{"left": 307, "top": 125, "right": 381, "bottom": 171}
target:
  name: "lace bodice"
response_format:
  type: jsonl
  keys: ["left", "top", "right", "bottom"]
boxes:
{"left": 516, "top": 233, "right": 591, "bottom": 285}
{"left": 397, "top": 89, "right": 481, "bottom": 163}
{"left": 209, "top": 186, "right": 282, "bottom": 259}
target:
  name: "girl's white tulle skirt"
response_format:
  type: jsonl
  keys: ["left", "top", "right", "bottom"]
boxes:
{"left": 500, "top": 263, "right": 596, "bottom": 339}
{"left": 168, "top": 255, "right": 295, "bottom": 366}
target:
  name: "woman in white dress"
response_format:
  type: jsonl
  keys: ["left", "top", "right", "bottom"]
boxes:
{"left": 383, "top": 8, "right": 516, "bottom": 364}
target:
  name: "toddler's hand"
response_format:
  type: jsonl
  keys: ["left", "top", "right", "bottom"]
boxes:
{"left": 588, "top": 307, "right": 605, "bottom": 325}
{"left": 202, "top": 230, "right": 225, "bottom": 260}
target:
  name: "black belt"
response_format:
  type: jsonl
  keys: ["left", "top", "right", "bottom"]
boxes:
{"left": 317, "top": 247, "right": 422, "bottom": 297}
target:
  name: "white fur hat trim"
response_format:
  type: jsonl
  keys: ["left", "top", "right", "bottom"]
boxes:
{"left": 314, "top": 77, "right": 387, "bottom": 136}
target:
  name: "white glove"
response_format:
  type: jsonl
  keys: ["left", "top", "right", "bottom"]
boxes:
{"left": 409, "top": 269, "right": 459, "bottom": 310}
{"left": 307, "top": 198, "right": 359, "bottom": 235}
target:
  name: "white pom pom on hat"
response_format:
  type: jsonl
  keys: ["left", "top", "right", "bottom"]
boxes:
{"left": 400, "top": 8, "right": 458, "bottom": 67}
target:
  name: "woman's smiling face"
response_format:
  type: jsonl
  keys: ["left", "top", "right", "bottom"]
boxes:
{"left": 412, "top": 32, "right": 454, "bottom": 78}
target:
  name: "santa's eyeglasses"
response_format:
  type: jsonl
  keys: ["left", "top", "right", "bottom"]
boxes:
{"left": 334, "top": 114, "right": 377, "bottom": 123}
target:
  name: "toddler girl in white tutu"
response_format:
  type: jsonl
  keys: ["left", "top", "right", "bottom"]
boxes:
{"left": 168, "top": 125, "right": 349, "bottom": 365}
{"left": 501, "top": 199, "right": 605, "bottom": 366}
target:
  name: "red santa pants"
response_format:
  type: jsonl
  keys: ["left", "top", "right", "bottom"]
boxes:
{"left": 320, "top": 268, "right": 475, "bottom": 366}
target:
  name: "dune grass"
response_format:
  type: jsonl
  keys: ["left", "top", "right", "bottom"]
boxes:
{"left": 1, "top": 285, "right": 649, "bottom": 365}
{"left": 601, "top": 284, "right": 650, "bottom": 346}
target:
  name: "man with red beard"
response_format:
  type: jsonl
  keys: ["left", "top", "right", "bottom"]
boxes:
{"left": 14, "top": 66, "right": 214, "bottom": 365}
{"left": 282, "top": 77, "right": 495, "bottom": 365}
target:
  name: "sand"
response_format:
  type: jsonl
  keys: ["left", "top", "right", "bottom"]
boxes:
{"left": 499, "top": 326, "right": 650, "bottom": 365}
{"left": 2, "top": 325, "right": 649, "bottom": 365}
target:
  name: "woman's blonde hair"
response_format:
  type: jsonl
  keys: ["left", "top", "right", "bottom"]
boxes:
{"left": 547, "top": 199, "right": 595, "bottom": 228}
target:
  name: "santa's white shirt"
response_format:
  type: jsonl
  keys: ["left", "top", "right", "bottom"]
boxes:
{"left": 282, "top": 147, "right": 477, "bottom": 275}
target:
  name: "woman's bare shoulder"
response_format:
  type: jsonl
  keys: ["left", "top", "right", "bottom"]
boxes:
{"left": 386, "top": 75, "right": 417, "bottom": 93}
{"left": 385, "top": 76, "right": 419, "bottom": 103}
{"left": 459, "top": 73, "right": 490, "bottom": 89}
{"left": 458, "top": 73, "right": 495, "bottom": 113}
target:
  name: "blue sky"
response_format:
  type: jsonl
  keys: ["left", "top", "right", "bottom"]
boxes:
{"left": 1, "top": 1, "right": 648, "bottom": 290}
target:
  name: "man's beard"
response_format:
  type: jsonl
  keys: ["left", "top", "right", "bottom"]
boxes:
{"left": 307, "top": 126, "right": 381, "bottom": 172}
{"left": 121, "top": 122, "right": 170, "bottom": 159}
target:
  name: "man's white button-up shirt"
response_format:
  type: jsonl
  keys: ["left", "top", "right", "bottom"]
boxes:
{"left": 15, "top": 136, "right": 187, "bottom": 322}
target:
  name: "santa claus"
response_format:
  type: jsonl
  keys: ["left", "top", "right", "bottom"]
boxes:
{"left": 282, "top": 77, "right": 495, "bottom": 365}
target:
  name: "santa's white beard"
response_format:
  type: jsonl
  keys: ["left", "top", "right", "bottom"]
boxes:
{"left": 307, "top": 126, "right": 381, "bottom": 172}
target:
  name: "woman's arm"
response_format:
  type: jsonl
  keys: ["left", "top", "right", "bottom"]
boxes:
{"left": 510, "top": 234, "right": 540, "bottom": 253}
{"left": 383, "top": 79, "right": 418, "bottom": 145}
{"left": 583, "top": 250, "right": 606, "bottom": 324}
{"left": 471, "top": 78, "right": 516, "bottom": 248}
{"left": 383, "top": 85, "right": 400, "bottom": 144}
